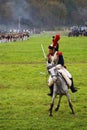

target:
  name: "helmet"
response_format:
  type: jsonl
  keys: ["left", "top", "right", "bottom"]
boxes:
{"left": 48, "top": 45, "right": 54, "bottom": 50}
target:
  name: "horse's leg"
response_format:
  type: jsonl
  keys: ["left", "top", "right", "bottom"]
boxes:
{"left": 49, "top": 95, "right": 55, "bottom": 116}
{"left": 66, "top": 92, "right": 75, "bottom": 114}
{"left": 49, "top": 90, "right": 56, "bottom": 116}
{"left": 55, "top": 94, "right": 62, "bottom": 111}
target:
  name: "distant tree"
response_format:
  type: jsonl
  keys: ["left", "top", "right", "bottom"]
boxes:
{"left": 0, "top": 2, "right": 12, "bottom": 21}
{"left": 0, "top": 0, "right": 87, "bottom": 28}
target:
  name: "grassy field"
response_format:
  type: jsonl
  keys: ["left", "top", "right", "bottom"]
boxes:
{"left": 0, "top": 35, "right": 87, "bottom": 130}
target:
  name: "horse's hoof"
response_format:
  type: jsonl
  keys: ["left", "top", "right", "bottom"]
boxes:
{"left": 49, "top": 114, "right": 53, "bottom": 117}
{"left": 70, "top": 111, "right": 75, "bottom": 115}
{"left": 72, "top": 111, "right": 75, "bottom": 115}
{"left": 55, "top": 108, "right": 58, "bottom": 111}
{"left": 72, "top": 112, "right": 75, "bottom": 115}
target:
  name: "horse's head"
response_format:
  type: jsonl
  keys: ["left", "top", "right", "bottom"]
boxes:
{"left": 48, "top": 66, "right": 58, "bottom": 82}
{"left": 46, "top": 62, "right": 55, "bottom": 75}
{"left": 46, "top": 62, "right": 54, "bottom": 70}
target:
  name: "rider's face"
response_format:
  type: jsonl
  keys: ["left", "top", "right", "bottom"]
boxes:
{"left": 49, "top": 49, "right": 53, "bottom": 54}
{"left": 53, "top": 48, "right": 56, "bottom": 54}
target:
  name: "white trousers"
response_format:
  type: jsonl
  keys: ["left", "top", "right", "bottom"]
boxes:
{"left": 48, "top": 75, "right": 54, "bottom": 87}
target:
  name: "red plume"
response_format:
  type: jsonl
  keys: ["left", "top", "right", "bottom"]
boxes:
{"left": 53, "top": 34, "right": 60, "bottom": 47}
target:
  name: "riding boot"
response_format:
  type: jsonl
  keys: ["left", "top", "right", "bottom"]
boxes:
{"left": 47, "top": 84, "right": 53, "bottom": 96}
{"left": 70, "top": 78, "right": 77, "bottom": 93}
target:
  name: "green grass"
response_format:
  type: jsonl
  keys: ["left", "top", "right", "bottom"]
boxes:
{"left": 0, "top": 35, "right": 87, "bottom": 130}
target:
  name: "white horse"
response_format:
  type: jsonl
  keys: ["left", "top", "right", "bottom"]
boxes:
{"left": 48, "top": 67, "right": 75, "bottom": 116}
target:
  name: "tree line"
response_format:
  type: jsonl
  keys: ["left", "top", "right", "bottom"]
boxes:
{"left": 0, "top": 0, "right": 87, "bottom": 29}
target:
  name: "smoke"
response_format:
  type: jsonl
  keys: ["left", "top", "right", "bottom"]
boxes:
{"left": 12, "top": 1, "right": 30, "bottom": 19}
{"left": 11, "top": 0, "right": 34, "bottom": 26}
{"left": 0, "top": 0, "right": 34, "bottom": 30}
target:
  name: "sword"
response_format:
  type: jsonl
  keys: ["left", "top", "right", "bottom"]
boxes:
{"left": 41, "top": 44, "right": 47, "bottom": 60}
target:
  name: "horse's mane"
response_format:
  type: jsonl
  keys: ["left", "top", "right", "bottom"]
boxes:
{"left": 54, "top": 71, "right": 68, "bottom": 95}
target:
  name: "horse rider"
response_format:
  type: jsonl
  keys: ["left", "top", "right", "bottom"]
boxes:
{"left": 47, "top": 45, "right": 64, "bottom": 96}
{"left": 47, "top": 45, "right": 77, "bottom": 96}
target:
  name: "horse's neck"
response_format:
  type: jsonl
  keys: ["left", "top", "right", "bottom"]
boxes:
{"left": 57, "top": 74, "right": 67, "bottom": 87}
